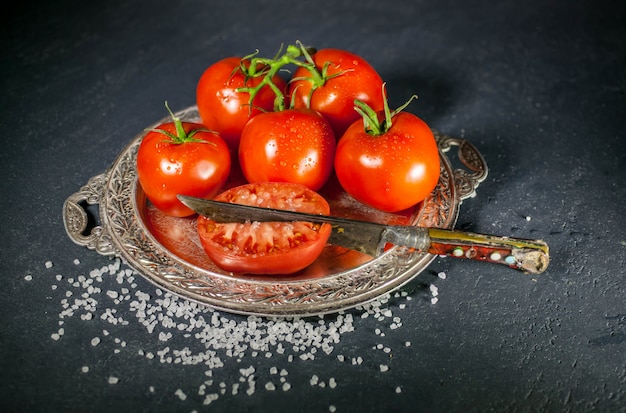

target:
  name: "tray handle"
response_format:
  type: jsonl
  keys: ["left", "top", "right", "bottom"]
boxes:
{"left": 62, "top": 173, "right": 117, "bottom": 256}
{"left": 435, "top": 133, "right": 489, "bottom": 200}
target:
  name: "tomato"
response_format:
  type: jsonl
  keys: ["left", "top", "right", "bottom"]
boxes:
{"left": 289, "top": 48, "right": 384, "bottom": 137}
{"left": 196, "top": 57, "right": 287, "bottom": 151}
{"left": 238, "top": 108, "right": 336, "bottom": 191}
{"left": 137, "top": 107, "right": 231, "bottom": 217}
{"left": 334, "top": 111, "right": 440, "bottom": 212}
{"left": 196, "top": 182, "right": 332, "bottom": 275}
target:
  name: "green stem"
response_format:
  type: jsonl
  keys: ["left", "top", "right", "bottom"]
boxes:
{"left": 237, "top": 41, "right": 342, "bottom": 112}
{"left": 145, "top": 101, "right": 215, "bottom": 144}
{"left": 353, "top": 84, "right": 419, "bottom": 136}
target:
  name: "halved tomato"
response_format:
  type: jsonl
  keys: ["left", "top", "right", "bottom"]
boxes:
{"left": 196, "top": 182, "right": 332, "bottom": 275}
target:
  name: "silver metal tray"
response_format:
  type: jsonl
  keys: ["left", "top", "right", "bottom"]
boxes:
{"left": 63, "top": 106, "right": 487, "bottom": 316}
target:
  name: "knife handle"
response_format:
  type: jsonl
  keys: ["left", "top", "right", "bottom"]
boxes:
{"left": 426, "top": 228, "right": 550, "bottom": 274}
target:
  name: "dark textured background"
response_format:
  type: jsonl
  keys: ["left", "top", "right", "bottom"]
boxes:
{"left": 1, "top": 0, "right": 625, "bottom": 411}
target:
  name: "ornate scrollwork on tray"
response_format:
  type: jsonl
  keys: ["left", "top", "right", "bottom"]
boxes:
{"left": 62, "top": 106, "right": 488, "bottom": 316}
{"left": 435, "top": 133, "right": 488, "bottom": 201}
{"left": 63, "top": 173, "right": 116, "bottom": 256}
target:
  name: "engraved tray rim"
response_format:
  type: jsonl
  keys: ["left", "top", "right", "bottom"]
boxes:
{"left": 62, "top": 106, "right": 488, "bottom": 317}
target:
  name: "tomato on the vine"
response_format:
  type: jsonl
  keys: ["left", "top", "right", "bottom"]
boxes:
{"left": 196, "top": 56, "right": 286, "bottom": 151}
{"left": 289, "top": 48, "right": 385, "bottom": 138}
{"left": 196, "top": 182, "right": 332, "bottom": 275}
{"left": 238, "top": 108, "right": 336, "bottom": 191}
{"left": 334, "top": 94, "right": 440, "bottom": 212}
{"left": 137, "top": 104, "right": 231, "bottom": 217}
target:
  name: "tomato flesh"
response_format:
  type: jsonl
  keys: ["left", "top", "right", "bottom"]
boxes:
{"left": 197, "top": 182, "right": 332, "bottom": 275}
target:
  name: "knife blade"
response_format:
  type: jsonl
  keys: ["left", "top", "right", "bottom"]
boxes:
{"left": 177, "top": 194, "right": 549, "bottom": 274}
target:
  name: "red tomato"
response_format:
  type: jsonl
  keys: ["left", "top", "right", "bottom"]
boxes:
{"left": 137, "top": 118, "right": 231, "bottom": 217}
{"left": 196, "top": 57, "right": 287, "bottom": 151}
{"left": 289, "top": 48, "right": 384, "bottom": 137}
{"left": 334, "top": 112, "right": 440, "bottom": 212}
{"left": 238, "top": 108, "right": 336, "bottom": 191}
{"left": 196, "top": 182, "right": 332, "bottom": 275}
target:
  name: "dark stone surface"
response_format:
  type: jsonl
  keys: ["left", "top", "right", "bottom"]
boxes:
{"left": 1, "top": 0, "right": 624, "bottom": 411}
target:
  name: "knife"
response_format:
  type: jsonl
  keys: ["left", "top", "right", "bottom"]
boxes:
{"left": 177, "top": 194, "right": 549, "bottom": 275}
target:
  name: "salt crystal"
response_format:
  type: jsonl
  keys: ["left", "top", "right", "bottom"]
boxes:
{"left": 380, "top": 364, "right": 389, "bottom": 372}
{"left": 45, "top": 261, "right": 53, "bottom": 269}
{"left": 431, "top": 297, "right": 439, "bottom": 305}
{"left": 108, "top": 376, "right": 119, "bottom": 384}
{"left": 73, "top": 259, "right": 80, "bottom": 265}
{"left": 203, "top": 393, "right": 219, "bottom": 405}
{"left": 437, "top": 271, "right": 447, "bottom": 279}
{"left": 24, "top": 275, "right": 32, "bottom": 281}
{"left": 91, "top": 337, "right": 100, "bottom": 346}
{"left": 174, "top": 389, "right": 187, "bottom": 401}
{"left": 81, "top": 366, "right": 89, "bottom": 373}
{"left": 395, "top": 386, "right": 402, "bottom": 393}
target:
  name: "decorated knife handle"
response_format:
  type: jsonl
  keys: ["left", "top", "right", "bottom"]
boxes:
{"left": 426, "top": 228, "right": 550, "bottom": 274}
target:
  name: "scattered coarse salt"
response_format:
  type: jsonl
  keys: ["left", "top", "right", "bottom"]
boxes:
{"left": 395, "top": 386, "right": 402, "bottom": 394}
{"left": 437, "top": 271, "right": 447, "bottom": 280}
{"left": 24, "top": 274, "right": 33, "bottom": 281}
{"left": 329, "top": 405, "right": 337, "bottom": 412}
{"left": 44, "top": 256, "right": 436, "bottom": 409}
{"left": 81, "top": 366, "right": 89, "bottom": 373}
{"left": 108, "top": 376, "right": 119, "bottom": 385}
{"left": 73, "top": 259, "right": 80, "bottom": 265}
{"left": 45, "top": 261, "right": 54, "bottom": 269}
{"left": 431, "top": 297, "right": 439, "bottom": 305}
{"left": 526, "top": 215, "right": 532, "bottom": 221}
